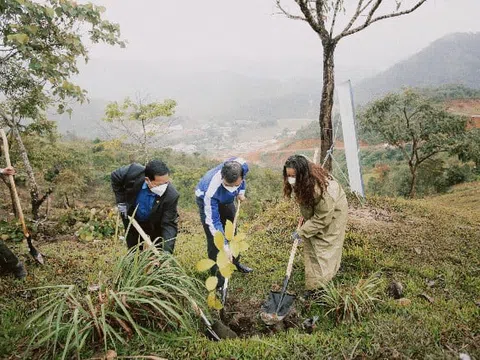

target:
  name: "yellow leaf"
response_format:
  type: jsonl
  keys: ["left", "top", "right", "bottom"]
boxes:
{"left": 207, "top": 291, "right": 223, "bottom": 310}
{"left": 216, "top": 250, "right": 230, "bottom": 269}
{"left": 214, "top": 232, "right": 224, "bottom": 251}
{"left": 233, "top": 233, "right": 246, "bottom": 242}
{"left": 213, "top": 297, "right": 223, "bottom": 310}
{"left": 224, "top": 220, "right": 234, "bottom": 241}
{"left": 207, "top": 291, "right": 216, "bottom": 307}
{"left": 238, "top": 241, "right": 249, "bottom": 252}
{"left": 205, "top": 276, "right": 218, "bottom": 291}
{"left": 219, "top": 263, "right": 236, "bottom": 278}
{"left": 196, "top": 259, "right": 215, "bottom": 272}
{"left": 230, "top": 241, "right": 240, "bottom": 258}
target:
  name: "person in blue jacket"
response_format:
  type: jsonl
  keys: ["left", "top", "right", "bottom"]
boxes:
{"left": 195, "top": 157, "right": 253, "bottom": 288}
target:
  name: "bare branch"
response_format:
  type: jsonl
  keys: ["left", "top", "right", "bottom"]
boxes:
{"left": 359, "top": 0, "right": 375, "bottom": 14}
{"left": 276, "top": 0, "right": 307, "bottom": 21}
{"left": 339, "top": 0, "right": 428, "bottom": 39}
{"left": 290, "top": 0, "right": 327, "bottom": 38}
{"left": 340, "top": 0, "right": 375, "bottom": 37}
{"left": 329, "top": 0, "right": 343, "bottom": 37}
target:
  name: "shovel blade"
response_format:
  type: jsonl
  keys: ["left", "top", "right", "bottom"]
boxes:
{"left": 26, "top": 235, "right": 44, "bottom": 264}
{"left": 261, "top": 291, "right": 296, "bottom": 319}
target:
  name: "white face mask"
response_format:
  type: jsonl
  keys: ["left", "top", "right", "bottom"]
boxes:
{"left": 287, "top": 177, "right": 296, "bottom": 185}
{"left": 150, "top": 183, "right": 168, "bottom": 197}
{"left": 223, "top": 184, "right": 240, "bottom": 193}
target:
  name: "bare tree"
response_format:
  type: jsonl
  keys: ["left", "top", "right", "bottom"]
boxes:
{"left": 277, "top": 0, "right": 428, "bottom": 170}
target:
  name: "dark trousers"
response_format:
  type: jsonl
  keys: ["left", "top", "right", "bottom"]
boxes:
{"left": 122, "top": 218, "right": 175, "bottom": 254}
{"left": 196, "top": 197, "right": 239, "bottom": 285}
{"left": 0, "top": 241, "right": 19, "bottom": 274}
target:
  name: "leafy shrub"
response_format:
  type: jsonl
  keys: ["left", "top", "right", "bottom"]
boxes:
{"left": 445, "top": 164, "right": 474, "bottom": 186}
{"left": 0, "top": 220, "right": 25, "bottom": 242}
{"left": 58, "top": 207, "right": 118, "bottom": 241}
{"left": 318, "top": 273, "right": 383, "bottom": 323}
{"left": 27, "top": 249, "right": 205, "bottom": 359}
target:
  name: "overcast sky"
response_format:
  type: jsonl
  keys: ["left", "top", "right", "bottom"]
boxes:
{"left": 87, "top": 0, "right": 480, "bottom": 78}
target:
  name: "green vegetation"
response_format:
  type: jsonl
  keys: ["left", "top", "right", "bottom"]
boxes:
{"left": 27, "top": 249, "right": 205, "bottom": 360}
{"left": 103, "top": 97, "right": 177, "bottom": 164}
{"left": 1, "top": 185, "right": 478, "bottom": 359}
{"left": 0, "top": 2, "right": 478, "bottom": 359}
{"left": 0, "top": 0, "right": 124, "bottom": 219}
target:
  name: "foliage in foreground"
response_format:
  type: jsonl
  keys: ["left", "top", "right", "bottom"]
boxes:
{"left": 195, "top": 219, "right": 249, "bottom": 309}
{"left": 319, "top": 272, "right": 384, "bottom": 323}
{"left": 26, "top": 248, "right": 206, "bottom": 359}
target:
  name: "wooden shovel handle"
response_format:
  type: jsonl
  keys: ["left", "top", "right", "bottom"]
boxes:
{"left": 232, "top": 198, "right": 241, "bottom": 230}
{"left": 0, "top": 129, "right": 28, "bottom": 236}
{"left": 285, "top": 217, "right": 304, "bottom": 277}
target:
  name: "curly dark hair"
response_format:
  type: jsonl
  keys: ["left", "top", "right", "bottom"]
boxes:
{"left": 283, "top": 155, "right": 331, "bottom": 207}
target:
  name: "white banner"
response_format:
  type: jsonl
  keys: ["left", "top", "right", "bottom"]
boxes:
{"left": 336, "top": 80, "right": 365, "bottom": 197}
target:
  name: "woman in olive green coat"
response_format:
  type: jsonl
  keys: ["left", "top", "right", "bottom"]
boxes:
{"left": 283, "top": 155, "right": 348, "bottom": 295}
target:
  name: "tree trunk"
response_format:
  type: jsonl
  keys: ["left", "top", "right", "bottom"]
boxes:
{"left": 11, "top": 125, "right": 50, "bottom": 220}
{"left": 408, "top": 165, "right": 417, "bottom": 198}
{"left": 319, "top": 41, "right": 337, "bottom": 171}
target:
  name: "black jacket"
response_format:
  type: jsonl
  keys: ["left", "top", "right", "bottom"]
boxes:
{"left": 111, "top": 163, "right": 179, "bottom": 242}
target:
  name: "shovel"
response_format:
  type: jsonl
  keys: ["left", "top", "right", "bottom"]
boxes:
{"left": 0, "top": 129, "right": 44, "bottom": 264}
{"left": 260, "top": 217, "right": 303, "bottom": 325}
{"left": 129, "top": 217, "right": 237, "bottom": 340}
{"left": 220, "top": 198, "right": 241, "bottom": 320}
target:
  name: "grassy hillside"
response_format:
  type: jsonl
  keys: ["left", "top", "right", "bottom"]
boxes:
{"left": 1, "top": 180, "right": 478, "bottom": 359}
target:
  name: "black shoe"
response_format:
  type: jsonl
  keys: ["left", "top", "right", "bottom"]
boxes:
{"left": 13, "top": 261, "right": 27, "bottom": 279}
{"left": 235, "top": 262, "right": 253, "bottom": 274}
{"left": 302, "top": 289, "right": 324, "bottom": 301}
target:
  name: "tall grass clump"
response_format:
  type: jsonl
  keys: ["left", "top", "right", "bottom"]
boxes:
{"left": 26, "top": 248, "right": 206, "bottom": 359}
{"left": 319, "top": 273, "right": 384, "bottom": 323}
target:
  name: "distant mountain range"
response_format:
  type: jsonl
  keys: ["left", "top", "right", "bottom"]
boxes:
{"left": 53, "top": 32, "right": 480, "bottom": 139}
{"left": 353, "top": 32, "right": 480, "bottom": 104}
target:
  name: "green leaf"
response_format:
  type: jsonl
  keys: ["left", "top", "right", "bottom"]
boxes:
{"left": 224, "top": 220, "right": 234, "bottom": 241}
{"left": 214, "top": 232, "right": 224, "bottom": 251}
{"left": 45, "top": 7, "right": 55, "bottom": 18}
{"left": 29, "top": 61, "right": 41, "bottom": 71}
{"left": 7, "top": 33, "right": 29, "bottom": 44}
{"left": 196, "top": 259, "right": 215, "bottom": 272}
{"left": 205, "top": 277, "right": 218, "bottom": 291}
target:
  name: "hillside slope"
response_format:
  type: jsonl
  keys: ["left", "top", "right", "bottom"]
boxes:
{"left": 1, "top": 182, "right": 478, "bottom": 359}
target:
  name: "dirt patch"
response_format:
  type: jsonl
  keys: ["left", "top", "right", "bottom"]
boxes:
{"left": 348, "top": 206, "right": 394, "bottom": 225}
{"left": 221, "top": 297, "right": 301, "bottom": 337}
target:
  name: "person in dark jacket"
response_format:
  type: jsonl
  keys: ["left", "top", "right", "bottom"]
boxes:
{"left": 111, "top": 160, "right": 179, "bottom": 253}
{"left": 195, "top": 157, "right": 253, "bottom": 289}
{"left": 0, "top": 166, "right": 27, "bottom": 279}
